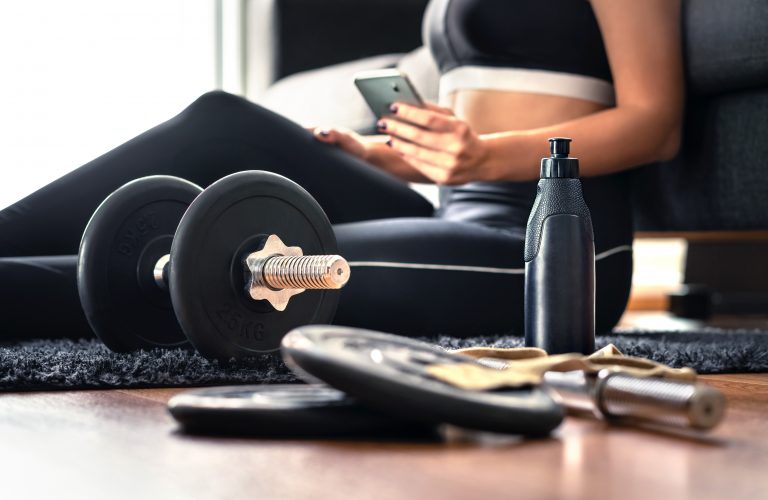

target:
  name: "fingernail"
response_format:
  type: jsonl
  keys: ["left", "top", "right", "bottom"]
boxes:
{"left": 319, "top": 129, "right": 330, "bottom": 137}
{"left": 376, "top": 120, "right": 387, "bottom": 130}
{"left": 389, "top": 104, "right": 398, "bottom": 114}
{"left": 386, "top": 139, "right": 392, "bottom": 147}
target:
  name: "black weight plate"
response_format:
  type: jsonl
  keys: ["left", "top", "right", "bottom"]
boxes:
{"left": 170, "top": 171, "right": 338, "bottom": 359}
{"left": 78, "top": 176, "right": 203, "bottom": 351}
{"left": 281, "top": 326, "right": 565, "bottom": 436}
{"left": 168, "top": 384, "right": 436, "bottom": 438}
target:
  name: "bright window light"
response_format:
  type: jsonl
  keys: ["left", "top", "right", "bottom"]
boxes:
{"left": 0, "top": 1, "right": 217, "bottom": 209}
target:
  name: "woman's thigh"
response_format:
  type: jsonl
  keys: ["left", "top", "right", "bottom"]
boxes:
{"left": 0, "top": 91, "right": 432, "bottom": 257}
{"left": 334, "top": 217, "right": 632, "bottom": 336}
{"left": 334, "top": 218, "right": 525, "bottom": 336}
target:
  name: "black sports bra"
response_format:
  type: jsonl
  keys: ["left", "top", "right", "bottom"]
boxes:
{"left": 423, "top": 0, "right": 614, "bottom": 104}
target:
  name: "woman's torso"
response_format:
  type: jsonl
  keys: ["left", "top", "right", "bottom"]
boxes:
{"left": 424, "top": 0, "right": 634, "bottom": 250}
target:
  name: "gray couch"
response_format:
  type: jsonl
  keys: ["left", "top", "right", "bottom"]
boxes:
{"left": 253, "top": 0, "right": 768, "bottom": 231}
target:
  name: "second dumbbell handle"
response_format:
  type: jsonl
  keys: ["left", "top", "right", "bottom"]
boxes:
{"left": 542, "top": 370, "right": 726, "bottom": 430}
{"left": 153, "top": 254, "right": 171, "bottom": 290}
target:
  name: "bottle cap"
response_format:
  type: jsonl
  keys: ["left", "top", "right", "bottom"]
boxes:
{"left": 540, "top": 138, "right": 579, "bottom": 178}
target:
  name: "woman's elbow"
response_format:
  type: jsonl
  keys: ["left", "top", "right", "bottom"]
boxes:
{"left": 623, "top": 99, "right": 683, "bottom": 164}
{"left": 641, "top": 102, "right": 682, "bottom": 162}
{"left": 656, "top": 122, "right": 682, "bottom": 162}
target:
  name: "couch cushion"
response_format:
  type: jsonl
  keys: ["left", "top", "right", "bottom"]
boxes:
{"left": 632, "top": 88, "right": 768, "bottom": 230}
{"left": 685, "top": 0, "right": 768, "bottom": 95}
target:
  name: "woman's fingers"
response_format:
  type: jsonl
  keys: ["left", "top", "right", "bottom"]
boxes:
{"left": 404, "top": 156, "right": 468, "bottom": 185}
{"left": 379, "top": 119, "right": 452, "bottom": 151}
{"left": 312, "top": 127, "right": 338, "bottom": 143}
{"left": 389, "top": 136, "right": 456, "bottom": 170}
{"left": 312, "top": 127, "right": 368, "bottom": 159}
{"left": 379, "top": 101, "right": 488, "bottom": 184}
{"left": 422, "top": 102, "right": 455, "bottom": 116}
{"left": 313, "top": 127, "right": 352, "bottom": 148}
{"left": 388, "top": 102, "right": 456, "bottom": 131}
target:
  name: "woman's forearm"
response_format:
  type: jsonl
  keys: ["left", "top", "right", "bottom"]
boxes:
{"left": 481, "top": 104, "right": 682, "bottom": 182}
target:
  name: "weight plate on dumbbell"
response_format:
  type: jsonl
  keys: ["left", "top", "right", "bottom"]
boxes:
{"left": 78, "top": 176, "right": 202, "bottom": 351}
{"left": 170, "top": 171, "right": 338, "bottom": 359}
{"left": 281, "top": 326, "right": 565, "bottom": 435}
{"left": 168, "top": 384, "right": 436, "bottom": 437}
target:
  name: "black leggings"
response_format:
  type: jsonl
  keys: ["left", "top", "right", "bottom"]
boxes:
{"left": 0, "top": 91, "right": 633, "bottom": 338}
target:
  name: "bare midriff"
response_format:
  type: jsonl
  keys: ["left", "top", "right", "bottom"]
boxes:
{"left": 442, "top": 89, "right": 611, "bottom": 134}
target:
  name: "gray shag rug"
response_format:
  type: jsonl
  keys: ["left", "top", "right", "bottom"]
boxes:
{"left": 1, "top": 328, "right": 767, "bottom": 391}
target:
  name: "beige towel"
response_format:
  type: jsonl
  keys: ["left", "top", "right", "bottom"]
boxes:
{"left": 427, "top": 344, "right": 697, "bottom": 391}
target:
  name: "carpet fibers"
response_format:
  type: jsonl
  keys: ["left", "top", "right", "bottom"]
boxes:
{"left": 1, "top": 328, "right": 767, "bottom": 391}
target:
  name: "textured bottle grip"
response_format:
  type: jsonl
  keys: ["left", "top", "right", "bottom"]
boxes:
{"left": 524, "top": 178, "right": 594, "bottom": 262}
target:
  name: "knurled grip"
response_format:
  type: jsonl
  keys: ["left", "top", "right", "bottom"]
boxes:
{"left": 524, "top": 178, "right": 593, "bottom": 262}
{"left": 597, "top": 372, "right": 727, "bottom": 430}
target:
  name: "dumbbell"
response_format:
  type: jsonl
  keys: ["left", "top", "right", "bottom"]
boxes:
{"left": 77, "top": 170, "right": 350, "bottom": 359}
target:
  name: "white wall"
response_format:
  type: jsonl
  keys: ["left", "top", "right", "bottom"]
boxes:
{"left": 0, "top": 1, "right": 217, "bottom": 209}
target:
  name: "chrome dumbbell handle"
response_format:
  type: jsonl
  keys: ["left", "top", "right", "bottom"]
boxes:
{"left": 153, "top": 254, "right": 171, "bottom": 290}
{"left": 542, "top": 370, "right": 726, "bottom": 431}
{"left": 596, "top": 371, "right": 726, "bottom": 430}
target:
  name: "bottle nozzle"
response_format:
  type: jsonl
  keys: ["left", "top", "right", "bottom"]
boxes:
{"left": 541, "top": 137, "right": 579, "bottom": 178}
{"left": 549, "top": 137, "right": 571, "bottom": 157}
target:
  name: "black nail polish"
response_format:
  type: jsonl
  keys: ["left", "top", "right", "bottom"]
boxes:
{"left": 377, "top": 120, "right": 387, "bottom": 130}
{"left": 319, "top": 130, "right": 330, "bottom": 137}
{"left": 389, "top": 104, "right": 398, "bottom": 114}
{"left": 386, "top": 139, "right": 393, "bottom": 147}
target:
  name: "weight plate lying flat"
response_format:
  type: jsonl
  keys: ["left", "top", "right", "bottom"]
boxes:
{"left": 170, "top": 171, "right": 338, "bottom": 359}
{"left": 282, "top": 326, "right": 564, "bottom": 435}
{"left": 78, "top": 176, "right": 202, "bottom": 351}
{"left": 168, "top": 384, "right": 435, "bottom": 437}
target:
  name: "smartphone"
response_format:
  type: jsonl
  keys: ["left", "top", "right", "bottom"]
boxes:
{"left": 354, "top": 69, "right": 425, "bottom": 118}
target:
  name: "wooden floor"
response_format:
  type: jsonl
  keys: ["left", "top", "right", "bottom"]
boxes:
{"left": 1, "top": 316, "right": 767, "bottom": 499}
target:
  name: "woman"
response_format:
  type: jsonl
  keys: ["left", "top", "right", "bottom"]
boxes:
{"left": 0, "top": 0, "right": 682, "bottom": 337}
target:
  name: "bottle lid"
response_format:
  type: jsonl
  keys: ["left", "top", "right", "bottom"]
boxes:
{"left": 540, "top": 137, "right": 579, "bottom": 178}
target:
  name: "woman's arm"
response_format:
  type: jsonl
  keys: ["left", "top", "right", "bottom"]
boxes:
{"left": 484, "top": 0, "right": 684, "bottom": 179}
{"left": 381, "top": 0, "right": 684, "bottom": 184}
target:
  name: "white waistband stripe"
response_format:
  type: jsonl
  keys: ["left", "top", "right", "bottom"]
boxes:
{"left": 439, "top": 66, "right": 615, "bottom": 106}
{"left": 348, "top": 245, "right": 632, "bottom": 275}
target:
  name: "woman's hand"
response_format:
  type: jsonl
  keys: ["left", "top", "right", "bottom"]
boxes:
{"left": 308, "top": 125, "right": 432, "bottom": 182}
{"left": 309, "top": 126, "right": 370, "bottom": 161}
{"left": 378, "top": 102, "right": 492, "bottom": 185}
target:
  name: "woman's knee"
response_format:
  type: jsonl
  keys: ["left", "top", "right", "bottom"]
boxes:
{"left": 183, "top": 90, "right": 254, "bottom": 120}
{"left": 180, "top": 90, "right": 300, "bottom": 141}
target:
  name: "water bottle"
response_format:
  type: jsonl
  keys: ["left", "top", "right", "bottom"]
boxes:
{"left": 524, "top": 138, "right": 595, "bottom": 354}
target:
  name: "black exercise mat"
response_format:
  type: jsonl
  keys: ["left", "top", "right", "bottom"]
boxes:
{"left": 1, "top": 328, "right": 767, "bottom": 391}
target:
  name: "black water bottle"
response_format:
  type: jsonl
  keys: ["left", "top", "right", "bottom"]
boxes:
{"left": 524, "top": 138, "right": 595, "bottom": 354}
